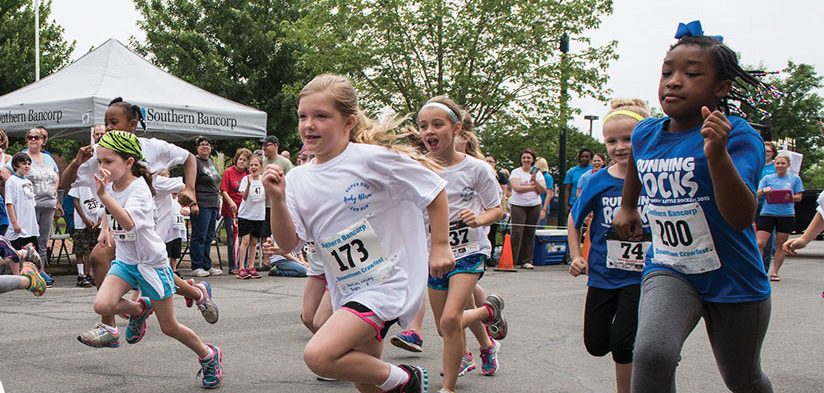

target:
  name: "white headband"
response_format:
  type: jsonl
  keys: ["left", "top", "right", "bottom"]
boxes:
{"left": 420, "top": 102, "right": 459, "bottom": 122}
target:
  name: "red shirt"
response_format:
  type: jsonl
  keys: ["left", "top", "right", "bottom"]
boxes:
{"left": 219, "top": 165, "right": 247, "bottom": 217}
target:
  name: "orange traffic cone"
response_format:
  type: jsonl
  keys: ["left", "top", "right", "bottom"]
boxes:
{"left": 581, "top": 219, "right": 592, "bottom": 261}
{"left": 495, "top": 233, "right": 517, "bottom": 272}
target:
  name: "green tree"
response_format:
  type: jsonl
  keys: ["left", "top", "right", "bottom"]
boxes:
{"left": 745, "top": 62, "right": 824, "bottom": 187}
{"left": 288, "top": 0, "right": 617, "bottom": 143}
{"left": 133, "top": 0, "right": 308, "bottom": 151}
{"left": 0, "top": 0, "right": 74, "bottom": 95}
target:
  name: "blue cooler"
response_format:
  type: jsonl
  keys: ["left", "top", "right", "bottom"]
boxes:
{"left": 533, "top": 229, "right": 568, "bottom": 265}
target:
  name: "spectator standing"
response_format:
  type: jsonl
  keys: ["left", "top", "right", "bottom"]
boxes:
{"left": 535, "top": 157, "right": 555, "bottom": 228}
{"left": 219, "top": 148, "right": 251, "bottom": 274}
{"left": 563, "top": 148, "right": 593, "bottom": 215}
{"left": 0, "top": 129, "right": 12, "bottom": 235}
{"left": 577, "top": 152, "right": 606, "bottom": 198}
{"left": 756, "top": 153, "right": 804, "bottom": 282}
{"left": 12, "top": 128, "right": 60, "bottom": 286}
{"left": 69, "top": 184, "right": 101, "bottom": 287}
{"left": 759, "top": 142, "right": 778, "bottom": 272}
{"left": 190, "top": 136, "right": 223, "bottom": 277}
{"left": 485, "top": 154, "right": 509, "bottom": 266}
{"left": 509, "top": 148, "right": 546, "bottom": 269}
{"left": 260, "top": 135, "right": 293, "bottom": 264}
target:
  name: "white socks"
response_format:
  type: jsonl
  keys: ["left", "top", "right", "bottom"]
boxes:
{"left": 377, "top": 364, "right": 408, "bottom": 391}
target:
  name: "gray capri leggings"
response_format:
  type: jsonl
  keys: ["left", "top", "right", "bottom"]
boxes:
{"left": 632, "top": 271, "right": 773, "bottom": 393}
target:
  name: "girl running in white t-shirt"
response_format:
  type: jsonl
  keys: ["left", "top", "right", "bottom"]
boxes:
{"left": 91, "top": 131, "right": 223, "bottom": 388}
{"left": 70, "top": 98, "right": 219, "bottom": 350}
{"left": 417, "top": 97, "right": 505, "bottom": 392}
{"left": 262, "top": 74, "right": 454, "bottom": 393}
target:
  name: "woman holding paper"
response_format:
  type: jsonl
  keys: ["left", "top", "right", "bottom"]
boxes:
{"left": 756, "top": 153, "right": 804, "bottom": 281}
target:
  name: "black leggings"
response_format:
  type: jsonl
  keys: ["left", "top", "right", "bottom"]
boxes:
{"left": 583, "top": 285, "right": 640, "bottom": 364}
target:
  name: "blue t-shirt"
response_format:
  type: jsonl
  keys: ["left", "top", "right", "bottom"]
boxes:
{"left": 539, "top": 172, "right": 555, "bottom": 207}
{"left": 758, "top": 173, "right": 803, "bottom": 216}
{"left": 564, "top": 165, "right": 592, "bottom": 207}
{"left": 0, "top": 195, "right": 8, "bottom": 226}
{"left": 577, "top": 169, "right": 599, "bottom": 195}
{"left": 757, "top": 162, "right": 776, "bottom": 210}
{"left": 572, "top": 169, "right": 648, "bottom": 289}
{"left": 760, "top": 162, "right": 775, "bottom": 179}
{"left": 632, "top": 116, "right": 769, "bottom": 303}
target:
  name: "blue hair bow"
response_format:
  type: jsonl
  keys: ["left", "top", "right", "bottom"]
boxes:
{"left": 675, "top": 20, "right": 723, "bottom": 42}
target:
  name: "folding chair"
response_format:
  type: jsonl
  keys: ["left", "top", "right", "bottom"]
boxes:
{"left": 48, "top": 220, "right": 73, "bottom": 265}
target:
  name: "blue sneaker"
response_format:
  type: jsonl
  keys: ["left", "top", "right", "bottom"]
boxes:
{"left": 198, "top": 344, "right": 224, "bottom": 389}
{"left": 39, "top": 272, "right": 54, "bottom": 288}
{"left": 126, "top": 297, "right": 154, "bottom": 344}
{"left": 390, "top": 330, "right": 423, "bottom": 353}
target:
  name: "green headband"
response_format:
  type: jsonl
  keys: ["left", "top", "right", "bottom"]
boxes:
{"left": 98, "top": 130, "right": 144, "bottom": 161}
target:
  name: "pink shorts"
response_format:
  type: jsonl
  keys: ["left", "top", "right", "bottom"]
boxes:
{"left": 341, "top": 301, "right": 398, "bottom": 342}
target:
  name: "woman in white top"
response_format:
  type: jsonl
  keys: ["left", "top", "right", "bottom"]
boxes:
{"left": 263, "top": 74, "right": 453, "bottom": 393}
{"left": 508, "top": 148, "right": 546, "bottom": 269}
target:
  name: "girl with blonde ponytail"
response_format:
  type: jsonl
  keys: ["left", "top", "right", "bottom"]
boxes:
{"left": 262, "top": 74, "right": 454, "bottom": 392}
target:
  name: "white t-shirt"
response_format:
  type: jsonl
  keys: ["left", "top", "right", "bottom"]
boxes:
{"left": 509, "top": 167, "right": 546, "bottom": 207}
{"left": 106, "top": 177, "right": 168, "bottom": 268}
{"left": 153, "top": 176, "right": 186, "bottom": 243}
{"left": 69, "top": 186, "right": 103, "bottom": 230}
{"left": 427, "top": 155, "right": 501, "bottom": 258}
{"left": 72, "top": 138, "right": 190, "bottom": 189}
{"left": 4, "top": 175, "right": 38, "bottom": 240}
{"left": 238, "top": 176, "right": 265, "bottom": 221}
{"left": 285, "top": 143, "right": 446, "bottom": 326}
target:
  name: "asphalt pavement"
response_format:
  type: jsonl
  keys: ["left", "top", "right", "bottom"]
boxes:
{"left": 1, "top": 240, "right": 823, "bottom": 393}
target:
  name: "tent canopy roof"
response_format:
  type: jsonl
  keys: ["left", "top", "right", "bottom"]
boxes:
{"left": 0, "top": 39, "right": 267, "bottom": 141}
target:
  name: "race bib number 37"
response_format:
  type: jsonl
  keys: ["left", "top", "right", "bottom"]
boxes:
{"left": 319, "top": 219, "right": 397, "bottom": 295}
{"left": 449, "top": 221, "right": 480, "bottom": 259}
{"left": 647, "top": 202, "right": 721, "bottom": 274}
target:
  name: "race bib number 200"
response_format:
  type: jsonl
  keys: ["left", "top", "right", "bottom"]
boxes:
{"left": 647, "top": 202, "right": 721, "bottom": 274}
{"left": 318, "top": 219, "right": 397, "bottom": 295}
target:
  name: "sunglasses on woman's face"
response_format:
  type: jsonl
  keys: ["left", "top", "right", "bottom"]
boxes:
{"left": 27, "top": 135, "right": 43, "bottom": 141}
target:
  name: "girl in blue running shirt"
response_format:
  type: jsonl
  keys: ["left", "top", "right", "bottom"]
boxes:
{"left": 568, "top": 98, "right": 650, "bottom": 393}
{"left": 91, "top": 131, "right": 223, "bottom": 389}
{"left": 613, "top": 21, "right": 775, "bottom": 392}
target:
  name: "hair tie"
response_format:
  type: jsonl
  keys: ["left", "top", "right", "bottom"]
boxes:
{"left": 420, "top": 102, "right": 459, "bottom": 123}
{"left": 675, "top": 20, "right": 723, "bottom": 42}
{"left": 603, "top": 110, "right": 645, "bottom": 122}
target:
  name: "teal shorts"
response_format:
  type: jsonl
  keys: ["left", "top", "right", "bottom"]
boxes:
{"left": 428, "top": 253, "right": 486, "bottom": 291}
{"left": 107, "top": 260, "right": 177, "bottom": 301}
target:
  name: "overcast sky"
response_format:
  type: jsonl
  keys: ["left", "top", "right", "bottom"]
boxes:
{"left": 51, "top": 0, "right": 823, "bottom": 140}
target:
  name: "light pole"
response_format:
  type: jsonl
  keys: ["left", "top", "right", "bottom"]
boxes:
{"left": 556, "top": 32, "right": 569, "bottom": 227}
{"left": 584, "top": 115, "right": 599, "bottom": 137}
{"left": 34, "top": 0, "right": 40, "bottom": 81}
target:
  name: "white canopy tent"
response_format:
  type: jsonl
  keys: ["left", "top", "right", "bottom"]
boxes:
{"left": 0, "top": 39, "right": 267, "bottom": 141}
